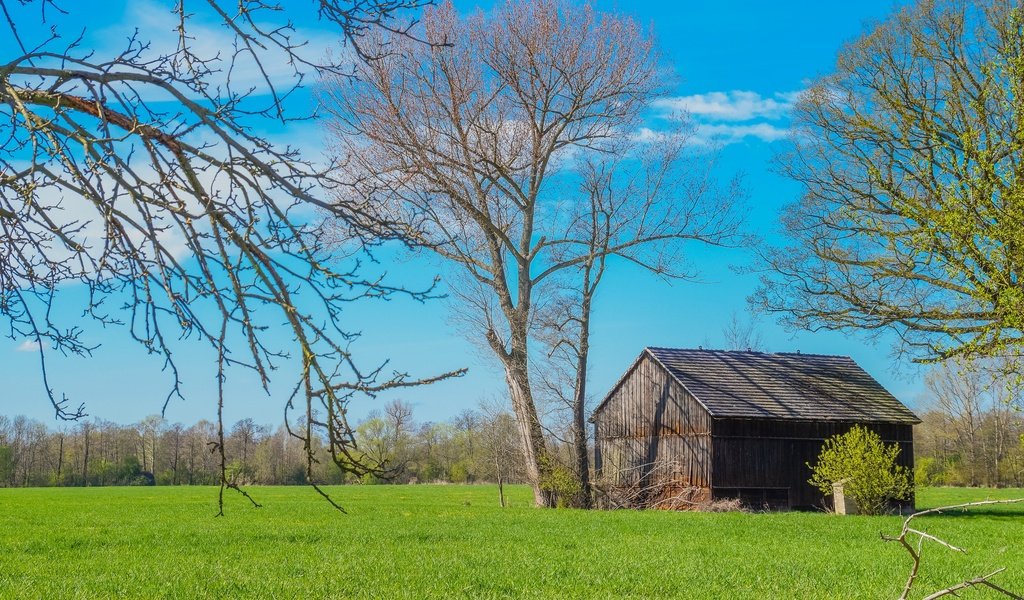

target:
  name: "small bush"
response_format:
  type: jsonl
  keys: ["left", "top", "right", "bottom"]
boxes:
{"left": 914, "top": 457, "right": 939, "bottom": 488}
{"left": 808, "top": 425, "right": 912, "bottom": 515}
{"left": 449, "top": 462, "right": 470, "bottom": 484}
{"left": 538, "top": 456, "right": 581, "bottom": 508}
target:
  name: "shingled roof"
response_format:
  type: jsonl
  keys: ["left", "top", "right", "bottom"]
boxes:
{"left": 597, "top": 347, "right": 920, "bottom": 424}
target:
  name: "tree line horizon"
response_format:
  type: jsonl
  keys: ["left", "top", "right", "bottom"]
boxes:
{"left": 0, "top": 400, "right": 527, "bottom": 489}
{"left": 3, "top": 355, "right": 1023, "bottom": 491}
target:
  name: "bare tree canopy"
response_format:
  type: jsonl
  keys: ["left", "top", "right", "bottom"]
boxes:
{"left": 321, "top": 0, "right": 747, "bottom": 506}
{"left": 0, "top": 0, "right": 461, "bottom": 512}
{"left": 535, "top": 128, "right": 747, "bottom": 507}
{"left": 755, "top": 0, "right": 1024, "bottom": 364}
{"left": 721, "top": 310, "right": 764, "bottom": 351}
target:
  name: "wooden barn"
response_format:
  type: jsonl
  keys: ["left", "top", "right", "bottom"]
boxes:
{"left": 591, "top": 348, "right": 919, "bottom": 510}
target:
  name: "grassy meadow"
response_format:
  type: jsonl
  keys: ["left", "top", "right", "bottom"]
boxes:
{"left": 0, "top": 485, "right": 1022, "bottom": 599}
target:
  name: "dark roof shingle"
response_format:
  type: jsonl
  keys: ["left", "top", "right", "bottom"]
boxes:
{"left": 607, "top": 347, "right": 919, "bottom": 424}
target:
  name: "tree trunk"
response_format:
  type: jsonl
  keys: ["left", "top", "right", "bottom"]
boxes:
{"left": 504, "top": 356, "right": 554, "bottom": 507}
{"left": 172, "top": 431, "right": 180, "bottom": 485}
{"left": 140, "top": 435, "right": 148, "bottom": 474}
{"left": 56, "top": 434, "right": 64, "bottom": 486}
{"left": 487, "top": 299, "right": 554, "bottom": 508}
{"left": 81, "top": 427, "right": 90, "bottom": 485}
{"left": 570, "top": 287, "right": 594, "bottom": 508}
{"left": 188, "top": 438, "right": 195, "bottom": 485}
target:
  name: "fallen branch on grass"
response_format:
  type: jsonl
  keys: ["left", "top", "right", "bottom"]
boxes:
{"left": 882, "top": 498, "right": 1024, "bottom": 600}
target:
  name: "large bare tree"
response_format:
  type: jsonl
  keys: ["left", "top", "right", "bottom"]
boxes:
{"left": 755, "top": 0, "right": 1024, "bottom": 365}
{"left": 322, "top": 0, "right": 746, "bottom": 505}
{"left": 0, "top": 0, "right": 460, "bottom": 512}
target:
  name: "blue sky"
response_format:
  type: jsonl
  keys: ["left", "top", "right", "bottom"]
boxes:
{"left": 1, "top": 0, "right": 926, "bottom": 428}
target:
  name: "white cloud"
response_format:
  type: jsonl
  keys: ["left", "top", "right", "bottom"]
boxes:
{"left": 633, "top": 127, "right": 664, "bottom": 144}
{"left": 653, "top": 90, "right": 802, "bottom": 122}
{"left": 635, "top": 122, "right": 789, "bottom": 147}
{"left": 697, "top": 122, "right": 791, "bottom": 143}
{"left": 640, "top": 89, "right": 802, "bottom": 147}
{"left": 15, "top": 340, "right": 42, "bottom": 352}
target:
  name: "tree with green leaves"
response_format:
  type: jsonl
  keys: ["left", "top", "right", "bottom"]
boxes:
{"left": 809, "top": 425, "right": 913, "bottom": 516}
{"left": 757, "top": 0, "right": 1024, "bottom": 365}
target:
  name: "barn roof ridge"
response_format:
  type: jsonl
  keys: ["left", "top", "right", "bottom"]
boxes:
{"left": 644, "top": 346, "right": 854, "bottom": 360}
{"left": 592, "top": 346, "right": 920, "bottom": 424}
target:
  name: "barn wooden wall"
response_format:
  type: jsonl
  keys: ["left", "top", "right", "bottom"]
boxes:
{"left": 711, "top": 419, "right": 915, "bottom": 509}
{"left": 593, "top": 355, "right": 712, "bottom": 492}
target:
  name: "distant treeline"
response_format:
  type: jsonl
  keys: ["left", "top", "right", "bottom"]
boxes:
{"left": 913, "top": 360, "right": 1024, "bottom": 488}
{"left": 916, "top": 406, "right": 1024, "bottom": 488}
{"left": 0, "top": 401, "right": 526, "bottom": 488}
{"left": 7, "top": 359, "right": 1024, "bottom": 491}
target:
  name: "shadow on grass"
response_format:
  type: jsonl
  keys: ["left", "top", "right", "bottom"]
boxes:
{"left": 913, "top": 506, "right": 1024, "bottom": 520}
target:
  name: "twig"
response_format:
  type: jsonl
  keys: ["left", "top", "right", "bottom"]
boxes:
{"left": 883, "top": 498, "right": 1024, "bottom": 599}
{"left": 921, "top": 569, "right": 1021, "bottom": 600}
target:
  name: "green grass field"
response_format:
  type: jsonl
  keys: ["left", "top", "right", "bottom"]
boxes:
{"left": 0, "top": 485, "right": 1021, "bottom": 599}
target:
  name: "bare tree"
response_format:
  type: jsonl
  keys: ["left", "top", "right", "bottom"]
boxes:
{"left": 352, "top": 399, "right": 416, "bottom": 478}
{"left": 722, "top": 310, "right": 765, "bottom": 352}
{"left": 229, "top": 418, "right": 268, "bottom": 480}
{"left": 926, "top": 362, "right": 986, "bottom": 486}
{"left": 1, "top": 0, "right": 461, "bottom": 512}
{"left": 384, "top": 400, "right": 415, "bottom": 444}
{"left": 477, "top": 398, "right": 523, "bottom": 507}
{"left": 755, "top": 0, "right": 1024, "bottom": 365}
{"left": 163, "top": 423, "right": 185, "bottom": 485}
{"left": 322, "top": 0, "right": 744, "bottom": 506}
{"left": 137, "top": 415, "right": 164, "bottom": 475}
{"left": 537, "top": 128, "right": 747, "bottom": 506}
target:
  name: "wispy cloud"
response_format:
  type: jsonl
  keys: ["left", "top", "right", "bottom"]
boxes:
{"left": 645, "top": 89, "right": 803, "bottom": 145}
{"left": 654, "top": 91, "right": 800, "bottom": 122}
{"left": 697, "top": 122, "right": 791, "bottom": 143}
{"left": 636, "top": 122, "right": 791, "bottom": 146}
{"left": 15, "top": 340, "right": 42, "bottom": 352}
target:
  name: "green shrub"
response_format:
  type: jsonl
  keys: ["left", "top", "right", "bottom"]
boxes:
{"left": 538, "top": 455, "right": 581, "bottom": 508}
{"left": 449, "top": 462, "right": 470, "bottom": 484}
{"left": 417, "top": 462, "right": 444, "bottom": 483}
{"left": 808, "top": 425, "right": 912, "bottom": 515}
{"left": 914, "top": 457, "right": 939, "bottom": 488}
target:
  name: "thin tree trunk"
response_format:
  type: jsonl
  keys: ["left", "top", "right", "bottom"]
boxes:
{"left": 81, "top": 427, "right": 90, "bottom": 485}
{"left": 140, "top": 435, "right": 148, "bottom": 474}
{"left": 172, "top": 431, "right": 180, "bottom": 485}
{"left": 571, "top": 285, "right": 594, "bottom": 508}
{"left": 55, "top": 434, "right": 64, "bottom": 486}
{"left": 188, "top": 438, "right": 195, "bottom": 485}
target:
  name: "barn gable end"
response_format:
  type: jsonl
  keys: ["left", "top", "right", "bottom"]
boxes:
{"left": 593, "top": 352, "right": 713, "bottom": 506}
